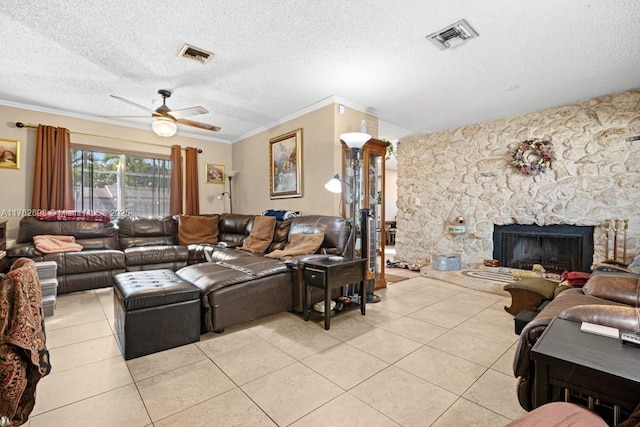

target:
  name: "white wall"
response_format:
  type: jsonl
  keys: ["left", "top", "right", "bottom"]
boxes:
{"left": 385, "top": 168, "right": 397, "bottom": 222}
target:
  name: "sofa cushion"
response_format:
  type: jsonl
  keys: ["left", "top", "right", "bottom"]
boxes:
{"left": 123, "top": 245, "right": 189, "bottom": 267}
{"left": 218, "top": 214, "right": 254, "bottom": 246}
{"left": 558, "top": 305, "right": 640, "bottom": 332}
{"left": 241, "top": 216, "right": 276, "bottom": 253}
{"left": 178, "top": 214, "right": 219, "bottom": 245}
{"left": 289, "top": 216, "right": 348, "bottom": 255}
{"left": 177, "top": 257, "right": 288, "bottom": 294}
{"left": 583, "top": 275, "right": 640, "bottom": 306}
{"left": 46, "top": 250, "right": 126, "bottom": 275}
{"left": 17, "top": 216, "right": 119, "bottom": 249}
{"left": 265, "top": 233, "right": 324, "bottom": 260}
{"left": 117, "top": 216, "right": 178, "bottom": 248}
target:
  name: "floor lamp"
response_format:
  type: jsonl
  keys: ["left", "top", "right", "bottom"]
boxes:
{"left": 325, "top": 131, "right": 380, "bottom": 302}
{"left": 217, "top": 170, "right": 238, "bottom": 213}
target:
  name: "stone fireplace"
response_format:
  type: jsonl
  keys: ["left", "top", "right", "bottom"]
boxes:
{"left": 394, "top": 90, "right": 640, "bottom": 269}
{"left": 493, "top": 224, "right": 594, "bottom": 273}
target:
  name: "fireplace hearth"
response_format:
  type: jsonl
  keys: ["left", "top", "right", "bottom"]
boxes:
{"left": 493, "top": 224, "right": 594, "bottom": 273}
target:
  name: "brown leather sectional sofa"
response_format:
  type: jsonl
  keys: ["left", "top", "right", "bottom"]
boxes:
{"left": 8, "top": 216, "right": 126, "bottom": 293}
{"left": 178, "top": 215, "right": 350, "bottom": 332}
{"left": 6, "top": 213, "right": 351, "bottom": 332}
{"left": 513, "top": 269, "right": 640, "bottom": 411}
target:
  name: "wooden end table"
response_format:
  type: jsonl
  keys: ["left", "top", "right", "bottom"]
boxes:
{"left": 303, "top": 257, "right": 366, "bottom": 330}
{"left": 531, "top": 318, "right": 640, "bottom": 425}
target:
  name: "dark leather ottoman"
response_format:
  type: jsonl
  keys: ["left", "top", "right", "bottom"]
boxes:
{"left": 113, "top": 269, "right": 201, "bottom": 360}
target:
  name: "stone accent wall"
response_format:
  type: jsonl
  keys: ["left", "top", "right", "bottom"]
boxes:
{"left": 396, "top": 89, "right": 640, "bottom": 268}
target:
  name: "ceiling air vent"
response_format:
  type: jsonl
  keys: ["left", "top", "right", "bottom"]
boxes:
{"left": 178, "top": 44, "right": 213, "bottom": 64}
{"left": 426, "top": 19, "right": 478, "bottom": 50}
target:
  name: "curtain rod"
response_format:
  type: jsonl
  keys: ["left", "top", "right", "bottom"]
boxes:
{"left": 14, "top": 122, "right": 202, "bottom": 153}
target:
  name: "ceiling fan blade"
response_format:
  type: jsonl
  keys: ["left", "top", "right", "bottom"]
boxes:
{"left": 100, "top": 115, "right": 152, "bottom": 119}
{"left": 176, "top": 118, "right": 221, "bottom": 132}
{"left": 110, "top": 95, "right": 154, "bottom": 113}
{"left": 169, "top": 106, "right": 209, "bottom": 119}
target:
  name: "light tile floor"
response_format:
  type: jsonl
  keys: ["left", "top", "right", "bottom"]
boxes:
{"left": 26, "top": 275, "right": 526, "bottom": 426}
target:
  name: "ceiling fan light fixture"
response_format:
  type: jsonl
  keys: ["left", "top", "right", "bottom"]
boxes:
{"left": 152, "top": 117, "right": 177, "bottom": 137}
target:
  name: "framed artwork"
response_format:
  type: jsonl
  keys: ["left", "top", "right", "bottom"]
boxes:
{"left": 205, "top": 163, "right": 225, "bottom": 184}
{"left": 269, "top": 128, "right": 303, "bottom": 199}
{"left": 0, "top": 139, "right": 19, "bottom": 169}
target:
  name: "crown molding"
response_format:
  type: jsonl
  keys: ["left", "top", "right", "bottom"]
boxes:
{"left": 0, "top": 99, "right": 232, "bottom": 144}
{"left": 1, "top": 95, "right": 381, "bottom": 145}
{"left": 231, "top": 95, "right": 380, "bottom": 143}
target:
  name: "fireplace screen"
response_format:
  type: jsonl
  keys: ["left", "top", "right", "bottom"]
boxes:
{"left": 493, "top": 224, "right": 594, "bottom": 273}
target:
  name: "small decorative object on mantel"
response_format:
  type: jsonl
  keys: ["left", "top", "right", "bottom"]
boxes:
{"left": 448, "top": 216, "right": 466, "bottom": 235}
{"left": 511, "top": 138, "right": 556, "bottom": 175}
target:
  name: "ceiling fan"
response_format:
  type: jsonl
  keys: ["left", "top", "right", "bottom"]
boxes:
{"left": 106, "top": 89, "right": 221, "bottom": 137}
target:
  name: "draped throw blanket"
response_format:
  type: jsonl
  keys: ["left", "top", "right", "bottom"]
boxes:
{"left": 33, "top": 235, "right": 83, "bottom": 254}
{"left": 265, "top": 233, "right": 325, "bottom": 260}
{"left": 0, "top": 258, "right": 51, "bottom": 426}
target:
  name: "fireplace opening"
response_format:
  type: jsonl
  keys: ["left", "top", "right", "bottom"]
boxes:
{"left": 493, "top": 224, "right": 594, "bottom": 273}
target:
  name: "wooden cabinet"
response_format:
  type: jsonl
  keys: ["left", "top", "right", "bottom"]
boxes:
{"left": 342, "top": 138, "right": 388, "bottom": 289}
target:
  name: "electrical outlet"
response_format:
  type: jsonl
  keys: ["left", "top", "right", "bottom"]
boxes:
{"left": 415, "top": 197, "right": 421, "bottom": 205}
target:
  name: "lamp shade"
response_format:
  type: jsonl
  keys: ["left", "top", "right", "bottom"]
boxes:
{"left": 324, "top": 174, "right": 344, "bottom": 193}
{"left": 340, "top": 132, "right": 371, "bottom": 149}
{"left": 152, "top": 117, "right": 178, "bottom": 137}
{"left": 227, "top": 169, "right": 238, "bottom": 178}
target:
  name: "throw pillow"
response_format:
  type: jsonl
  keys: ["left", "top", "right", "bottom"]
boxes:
{"left": 240, "top": 216, "right": 277, "bottom": 253}
{"left": 265, "top": 233, "right": 325, "bottom": 260}
{"left": 178, "top": 215, "right": 219, "bottom": 245}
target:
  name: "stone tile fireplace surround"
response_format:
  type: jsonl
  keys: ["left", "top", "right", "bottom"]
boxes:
{"left": 395, "top": 89, "right": 640, "bottom": 269}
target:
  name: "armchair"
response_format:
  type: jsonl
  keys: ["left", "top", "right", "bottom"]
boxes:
{"left": 514, "top": 273, "right": 640, "bottom": 411}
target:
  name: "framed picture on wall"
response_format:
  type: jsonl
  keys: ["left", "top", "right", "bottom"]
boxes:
{"left": 269, "top": 128, "right": 303, "bottom": 199}
{"left": 205, "top": 163, "right": 225, "bottom": 184}
{"left": 0, "top": 139, "right": 19, "bottom": 169}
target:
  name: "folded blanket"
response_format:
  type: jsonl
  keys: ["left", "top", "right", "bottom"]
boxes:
{"left": 33, "top": 235, "right": 83, "bottom": 254}
{"left": 561, "top": 271, "right": 591, "bottom": 287}
{"left": 265, "top": 233, "right": 324, "bottom": 260}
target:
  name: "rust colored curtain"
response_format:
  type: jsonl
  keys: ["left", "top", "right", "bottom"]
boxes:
{"left": 184, "top": 147, "right": 199, "bottom": 215}
{"left": 169, "top": 145, "right": 182, "bottom": 215}
{"left": 31, "top": 125, "right": 73, "bottom": 210}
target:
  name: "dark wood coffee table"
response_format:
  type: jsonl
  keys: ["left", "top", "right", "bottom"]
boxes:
{"left": 531, "top": 318, "right": 640, "bottom": 424}
{"left": 303, "top": 257, "right": 366, "bottom": 330}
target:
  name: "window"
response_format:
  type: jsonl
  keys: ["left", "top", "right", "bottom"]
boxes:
{"left": 71, "top": 146, "right": 171, "bottom": 218}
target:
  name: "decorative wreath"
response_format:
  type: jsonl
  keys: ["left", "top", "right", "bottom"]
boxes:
{"left": 512, "top": 138, "right": 556, "bottom": 175}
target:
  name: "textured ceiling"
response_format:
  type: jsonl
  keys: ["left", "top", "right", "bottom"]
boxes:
{"left": 1, "top": 0, "right": 639, "bottom": 143}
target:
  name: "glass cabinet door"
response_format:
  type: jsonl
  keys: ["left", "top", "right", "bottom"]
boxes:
{"left": 342, "top": 138, "right": 387, "bottom": 289}
{"left": 364, "top": 146, "right": 385, "bottom": 288}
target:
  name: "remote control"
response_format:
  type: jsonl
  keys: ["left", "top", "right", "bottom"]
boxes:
{"left": 620, "top": 331, "right": 640, "bottom": 347}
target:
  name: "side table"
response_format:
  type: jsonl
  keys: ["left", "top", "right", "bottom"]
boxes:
{"left": 531, "top": 318, "right": 640, "bottom": 425}
{"left": 303, "top": 257, "right": 366, "bottom": 330}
